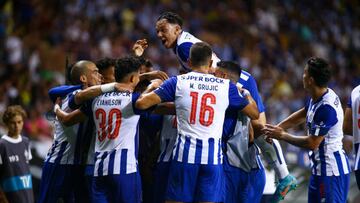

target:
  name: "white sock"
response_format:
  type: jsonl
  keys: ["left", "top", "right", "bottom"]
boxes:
{"left": 255, "top": 137, "right": 289, "bottom": 179}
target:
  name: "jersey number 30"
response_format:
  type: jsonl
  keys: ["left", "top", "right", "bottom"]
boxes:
{"left": 95, "top": 108, "right": 122, "bottom": 141}
{"left": 189, "top": 92, "right": 216, "bottom": 126}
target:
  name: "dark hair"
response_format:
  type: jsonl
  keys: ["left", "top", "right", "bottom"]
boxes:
{"left": 306, "top": 57, "right": 331, "bottom": 87}
{"left": 136, "top": 56, "right": 146, "bottom": 66}
{"left": 157, "top": 12, "right": 183, "bottom": 27}
{"left": 96, "top": 57, "right": 115, "bottom": 73}
{"left": 189, "top": 42, "right": 212, "bottom": 68}
{"left": 136, "top": 56, "right": 153, "bottom": 68}
{"left": 115, "top": 56, "right": 141, "bottom": 82}
{"left": 145, "top": 60, "right": 153, "bottom": 68}
{"left": 217, "top": 61, "right": 242, "bottom": 78}
{"left": 2, "top": 105, "right": 27, "bottom": 125}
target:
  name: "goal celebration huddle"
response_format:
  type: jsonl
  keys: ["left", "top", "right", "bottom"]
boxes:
{"left": 1, "top": 10, "right": 359, "bottom": 203}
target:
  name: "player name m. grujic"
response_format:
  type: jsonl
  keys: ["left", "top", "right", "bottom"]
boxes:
{"left": 189, "top": 83, "right": 219, "bottom": 91}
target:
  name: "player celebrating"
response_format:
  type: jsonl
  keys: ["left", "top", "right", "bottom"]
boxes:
{"left": 55, "top": 56, "right": 168, "bottom": 203}
{"left": 343, "top": 84, "right": 360, "bottom": 190}
{"left": 155, "top": 12, "right": 220, "bottom": 72}
{"left": 135, "top": 42, "right": 259, "bottom": 203}
{"left": 155, "top": 11, "right": 297, "bottom": 200}
{"left": 39, "top": 60, "right": 102, "bottom": 203}
{"left": 215, "top": 61, "right": 266, "bottom": 203}
{"left": 263, "top": 57, "right": 350, "bottom": 202}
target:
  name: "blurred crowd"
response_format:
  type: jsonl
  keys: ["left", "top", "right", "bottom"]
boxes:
{"left": 0, "top": 0, "right": 359, "bottom": 159}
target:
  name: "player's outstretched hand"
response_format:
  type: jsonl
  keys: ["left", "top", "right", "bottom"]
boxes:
{"left": 141, "top": 70, "right": 169, "bottom": 81}
{"left": 262, "top": 124, "right": 285, "bottom": 140}
{"left": 133, "top": 39, "right": 148, "bottom": 56}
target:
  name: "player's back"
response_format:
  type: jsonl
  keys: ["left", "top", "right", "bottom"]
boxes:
{"left": 173, "top": 72, "right": 231, "bottom": 165}
{"left": 89, "top": 91, "right": 141, "bottom": 176}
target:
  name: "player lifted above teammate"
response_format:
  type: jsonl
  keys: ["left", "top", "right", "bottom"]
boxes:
{"left": 136, "top": 42, "right": 259, "bottom": 203}
{"left": 155, "top": 11, "right": 297, "bottom": 202}
{"left": 156, "top": 11, "right": 220, "bottom": 72}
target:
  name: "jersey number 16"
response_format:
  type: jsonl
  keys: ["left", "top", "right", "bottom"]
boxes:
{"left": 189, "top": 92, "right": 216, "bottom": 126}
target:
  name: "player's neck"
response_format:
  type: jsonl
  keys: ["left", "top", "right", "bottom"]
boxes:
{"left": 310, "top": 86, "right": 328, "bottom": 101}
{"left": 230, "top": 77, "right": 239, "bottom": 84}
{"left": 82, "top": 83, "right": 89, "bottom": 89}
{"left": 191, "top": 66, "right": 209, "bottom": 74}
{"left": 7, "top": 131, "right": 20, "bottom": 139}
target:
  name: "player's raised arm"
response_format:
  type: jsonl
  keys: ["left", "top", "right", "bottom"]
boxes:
{"left": 139, "top": 70, "right": 169, "bottom": 81}
{"left": 132, "top": 39, "right": 148, "bottom": 57}
{"left": 71, "top": 82, "right": 133, "bottom": 107}
{"left": 237, "top": 86, "right": 259, "bottom": 120}
{"left": 228, "top": 82, "right": 259, "bottom": 120}
{"left": 136, "top": 76, "right": 177, "bottom": 110}
{"left": 48, "top": 85, "right": 82, "bottom": 103}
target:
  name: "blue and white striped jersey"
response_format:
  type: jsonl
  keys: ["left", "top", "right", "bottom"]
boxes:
{"left": 222, "top": 72, "right": 265, "bottom": 171}
{"left": 81, "top": 91, "right": 149, "bottom": 176}
{"left": 157, "top": 115, "right": 177, "bottom": 163}
{"left": 224, "top": 112, "right": 263, "bottom": 172}
{"left": 348, "top": 85, "right": 360, "bottom": 171}
{"left": 154, "top": 71, "right": 249, "bottom": 165}
{"left": 306, "top": 88, "right": 350, "bottom": 176}
{"left": 174, "top": 31, "right": 220, "bottom": 72}
{"left": 45, "top": 89, "right": 89, "bottom": 165}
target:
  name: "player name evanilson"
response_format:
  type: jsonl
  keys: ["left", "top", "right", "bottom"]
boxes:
{"left": 96, "top": 99, "right": 122, "bottom": 106}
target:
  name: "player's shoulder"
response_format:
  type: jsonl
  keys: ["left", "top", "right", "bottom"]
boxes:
{"left": 239, "top": 70, "right": 253, "bottom": 82}
{"left": 320, "top": 88, "right": 341, "bottom": 107}
{"left": 0, "top": 136, "right": 5, "bottom": 146}
{"left": 177, "top": 31, "right": 202, "bottom": 46}
{"left": 21, "top": 135, "right": 30, "bottom": 143}
{"left": 351, "top": 85, "right": 360, "bottom": 96}
{"left": 323, "top": 88, "right": 339, "bottom": 100}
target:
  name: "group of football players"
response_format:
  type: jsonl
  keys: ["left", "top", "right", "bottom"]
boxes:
{"left": 35, "top": 11, "right": 359, "bottom": 203}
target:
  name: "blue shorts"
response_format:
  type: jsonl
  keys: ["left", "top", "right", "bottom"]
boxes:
{"left": 38, "top": 163, "right": 90, "bottom": 203}
{"left": 223, "top": 158, "right": 265, "bottom": 203}
{"left": 153, "top": 161, "right": 171, "bottom": 203}
{"left": 92, "top": 172, "right": 141, "bottom": 203}
{"left": 308, "top": 174, "right": 350, "bottom": 203}
{"left": 166, "top": 161, "right": 224, "bottom": 202}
